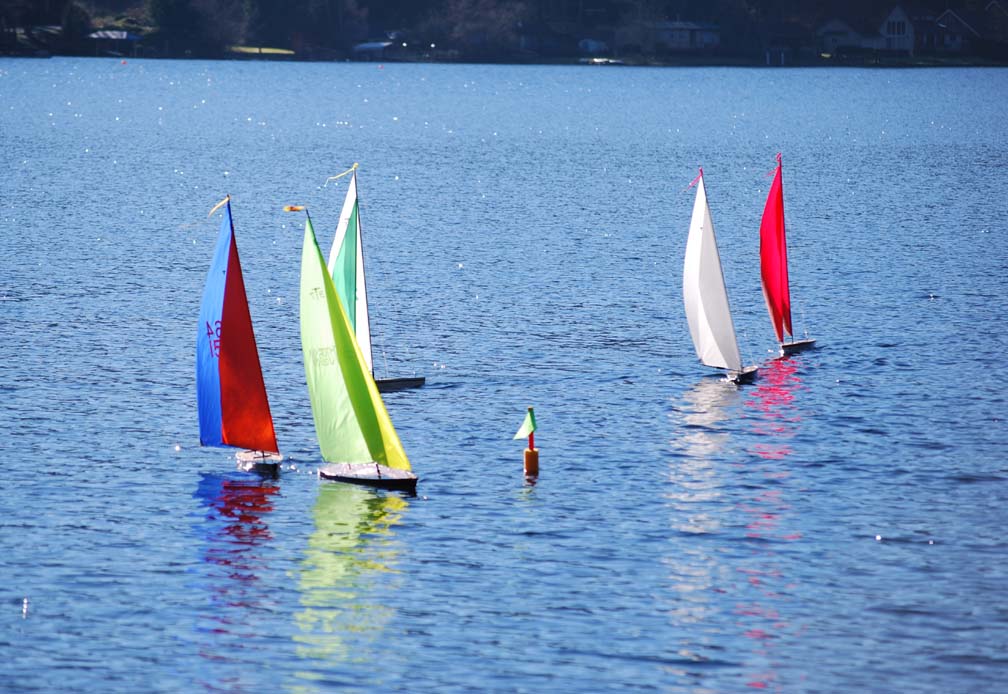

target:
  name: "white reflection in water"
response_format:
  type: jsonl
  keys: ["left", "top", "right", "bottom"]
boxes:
{"left": 677, "top": 376, "right": 741, "bottom": 458}
{"left": 668, "top": 377, "right": 742, "bottom": 534}
{"left": 664, "top": 377, "right": 742, "bottom": 632}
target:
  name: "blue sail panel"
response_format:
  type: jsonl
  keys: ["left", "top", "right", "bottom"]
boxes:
{"left": 196, "top": 204, "right": 233, "bottom": 447}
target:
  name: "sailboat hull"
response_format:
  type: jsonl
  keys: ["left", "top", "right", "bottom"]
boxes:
{"left": 376, "top": 376, "right": 426, "bottom": 392}
{"left": 318, "top": 462, "right": 418, "bottom": 494}
{"left": 235, "top": 450, "right": 282, "bottom": 476}
{"left": 780, "top": 338, "right": 816, "bottom": 357}
{"left": 730, "top": 365, "right": 759, "bottom": 384}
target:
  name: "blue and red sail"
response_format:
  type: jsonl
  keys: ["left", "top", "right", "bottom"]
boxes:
{"left": 196, "top": 199, "right": 278, "bottom": 453}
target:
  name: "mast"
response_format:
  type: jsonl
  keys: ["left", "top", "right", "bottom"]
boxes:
{"left": 351, "top": 170, "right": 376, "bottom": 374}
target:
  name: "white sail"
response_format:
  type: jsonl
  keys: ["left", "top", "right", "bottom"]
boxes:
{"left": 682, "top": 175, "right": 743, "bottom": 373}
{"left": 327, "top": 170, "right": 374, "bottom": 372}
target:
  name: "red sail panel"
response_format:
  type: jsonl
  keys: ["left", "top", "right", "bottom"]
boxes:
{"left": 219, "top": 234, "right": 279, "bottom": 453}
{"left": 759, "top": 162, "right": 792, "bottom": 342}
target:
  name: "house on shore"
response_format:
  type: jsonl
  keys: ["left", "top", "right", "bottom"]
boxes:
{"left": 985, "top": 0, "right": 1008, "bottom": 42}
{"left": 88, "top": 29, "right": 141, "bottom": 57}
{"left": 911, "top": 5, "right": 1008, "bottom": 57}
{"left": 818, "top": 3, "right": 1008, "bottom": 61}
{"left": 817, "top": 5, "right": 916, "bottom": 58}
{"left": 614, "top": 20, "right": 720, "bottom": 56}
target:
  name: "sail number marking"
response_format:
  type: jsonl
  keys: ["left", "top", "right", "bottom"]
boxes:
{"left": 205, "top": 320, "right": 221, "bottom": 358}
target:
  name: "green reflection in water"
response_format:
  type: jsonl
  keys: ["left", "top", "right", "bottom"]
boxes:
{"left": 293, "top": 482, "right": 407, "bottom": 679}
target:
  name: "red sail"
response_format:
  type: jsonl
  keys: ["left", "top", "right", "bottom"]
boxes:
{"left": 219, "top": 233, "right": 279, "bottom": 453}
{"left": 759, "top": 157, "right": 793, "bottom": 342}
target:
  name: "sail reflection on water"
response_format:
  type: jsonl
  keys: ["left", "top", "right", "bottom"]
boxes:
{"left": 665, "top": 377, "right": 742, "bottom": 629}
{"left": 293, "top": 483, "right": 407, "bottom": 669}
{"left": 675, "top": 376, "right": 743, "bottom": 459}
{"left": 191, "top": 471, "right": 280, "bottom": 689}
{"left": 746, "top": 356, "right": 802, "bottom": 461}
{"left": 194, "top": 473, "right": 279, "bottom": 614}
{"left": 734, "top": 356, "right": 806, "bottom": 690}
{"left": 740, "top": 356, "right": 803, "bottom": 546}
{"left": 665, "top": 367, "right": 806, "bottom": 688}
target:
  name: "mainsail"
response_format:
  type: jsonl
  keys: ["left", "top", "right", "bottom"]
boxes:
{"left": 327, "top": 169, "right": 373, "bottom": 372}
{"left": 300, "top": 214, "right": 411, "bottom": 471}
{"left": 759, "top": 153, "right": 793, "bottom": 343}
{"left": 682, "top": 172, "right": 744, "bottom": 373}
{"left": 196, "top": 198, "right": 278, "bottom": 454}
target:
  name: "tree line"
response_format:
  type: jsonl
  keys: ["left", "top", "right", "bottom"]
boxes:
{"left": 0, "top": 0, "right": 993, "bottom": 60}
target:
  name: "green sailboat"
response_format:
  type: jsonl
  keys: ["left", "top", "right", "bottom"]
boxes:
{"left": 299, "top": 210, "right": 417, "bottom": 493}
{"left": 328, "top": 166, "right": 424, "bottom": 392}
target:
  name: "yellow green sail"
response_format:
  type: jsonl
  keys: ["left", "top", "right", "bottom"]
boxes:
{"left": 299, "top": 215, "right": 410, "bottom": 471}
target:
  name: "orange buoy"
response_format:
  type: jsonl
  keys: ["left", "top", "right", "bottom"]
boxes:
{"left": 524, "top": 446, "right": 539, "bottom": 477}
{"left": 514, "top": 406, "right": 539, "bottom": 478}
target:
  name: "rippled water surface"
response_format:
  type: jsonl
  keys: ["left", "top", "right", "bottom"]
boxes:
{"left": 2, "top": 58, "right": 1007, "bottom": 692}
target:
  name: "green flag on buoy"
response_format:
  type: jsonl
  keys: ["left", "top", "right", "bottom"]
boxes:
{"left": 513, "top": 407, "right": 537, "bottom": 440}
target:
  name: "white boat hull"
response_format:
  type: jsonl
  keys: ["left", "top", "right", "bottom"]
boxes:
{"left": 235, "top": 450, "right": 282, "bottom": 475}
{"left": 729, "top": 365, "right": 759, "bottom": 384}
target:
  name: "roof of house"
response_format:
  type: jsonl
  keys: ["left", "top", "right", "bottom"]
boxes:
{"left": 821, "top": 4, "right": 932, "bottom": 38}
{"left": 936, "top": 9, "right": 983, "bottom": 38}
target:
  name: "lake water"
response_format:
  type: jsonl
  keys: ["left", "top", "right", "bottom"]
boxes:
{"left": 2, "top": 57, "right": 1007, "bottom": 692}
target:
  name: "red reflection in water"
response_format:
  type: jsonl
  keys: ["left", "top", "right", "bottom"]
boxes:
{"left": 746, "top": 357, "right": 802, "bottom": 460}
{"left": 734, "top": 357, "right": 806, "bottom": 691}
{"left": 196, "top": 475, "right": 279, "bottom": 607}
{"left": 207, "top": 480, "right": 278, "bottom": 549}
{"left": 193, "top": 475, "right": 281, "bottom": 684}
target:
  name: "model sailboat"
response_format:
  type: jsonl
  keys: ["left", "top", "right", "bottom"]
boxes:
{"left": 683, "top": 169, "right": 758, "bottom": 384}
{"left": 196, "top": 196, "right": 281, "bottom": 473}
{"left": 328, "top": 167, "right": 424, "bottom": 392}
{"left": 760, "top": 153, "right": 815, "bottom": 357}
{"left": 297, "top": 207, "right": 418, "bottom": 493}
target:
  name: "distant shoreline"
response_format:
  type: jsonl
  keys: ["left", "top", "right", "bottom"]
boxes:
{"left": 3, "top": 48, "right": 1006, "bottom": 69}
